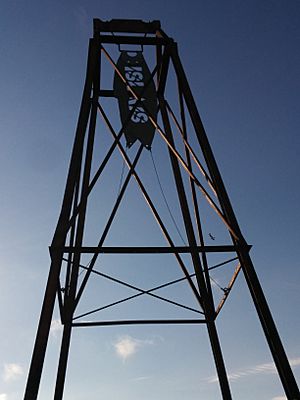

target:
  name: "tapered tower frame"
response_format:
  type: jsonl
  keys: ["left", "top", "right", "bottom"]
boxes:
{"left": 23, "top": 19, "right": 300, "bottom": 400}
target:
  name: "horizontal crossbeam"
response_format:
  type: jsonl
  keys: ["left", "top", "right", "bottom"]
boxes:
{"left": 55, "top": 245, "right": 250, "bottom": 254}
{"left": 72, "top": 319, "right": 206, "bottom": 327}
{"left": 94, "top": 18, "right": 161, "bottom": 34}
{"left": 98, "top": 35, "right": 171, "bottom": 46}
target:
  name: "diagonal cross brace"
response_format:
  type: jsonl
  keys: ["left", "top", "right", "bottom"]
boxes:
{"left": 97, "top": 102, "right": 204, "bottom": 310}
{"left": 101, "top": 44, "right": 239, "bottom": 240}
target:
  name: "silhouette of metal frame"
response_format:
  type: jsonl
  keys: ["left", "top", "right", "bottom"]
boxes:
{"left": 23, "top": 19, "right": 300, "bottom": 400}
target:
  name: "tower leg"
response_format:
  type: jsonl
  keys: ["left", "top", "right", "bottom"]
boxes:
{"left": 23, "top": 39, "right": 97, "bottom": 400}
{"left": 23, "top": 258, "right": 62, "bottom": 400}
{"left": 238, "top": 250, "right": 300, "bottom": 399}
{"left": 160, "top": 97, "right": 232, "bottom": 399}
{"left": 207, "top": 321, "right": 232, "bottom": 400}
{"left": 170, "top": 43, "right": 300, "bottom": 399}
{"left": 54, "top": 322, "right": 72, "bottom": 400}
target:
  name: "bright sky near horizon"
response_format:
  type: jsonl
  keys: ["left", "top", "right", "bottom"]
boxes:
{"left": 0, "top": 1, "right": 300, "bottom": 400}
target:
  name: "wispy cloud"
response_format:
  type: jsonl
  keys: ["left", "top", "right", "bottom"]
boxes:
{"left": 272, "top": 396, "right": 287, "bottom": 400}
{"left": 131, "top": 376, "right": 152, "bottom": 382}
{"left": 2, "top": 363, "right": 23, "bottom": 382}
{"left": 0, "top": 394, "right": 7, "bottom": 400}
{"left": 73, "top": 6, "right": 89, "bottom": 34}
{"left": 113, "top": 336, "right": 154, "bottom": 361}
{"left": 207, "top": 357, "right": 300, "bottom": 383}
{"left": 50, "top": 319, "right": 63, "bottom": 338}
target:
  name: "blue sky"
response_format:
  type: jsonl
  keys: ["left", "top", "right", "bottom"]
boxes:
{"left": 0, "top": 1, "right": 300, "bottom": 399}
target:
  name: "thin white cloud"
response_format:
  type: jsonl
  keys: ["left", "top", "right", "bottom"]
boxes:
{"left": 0, "top": 394, "right": 7, "bottom": 400}
{"left": 207, "top": 357, "right": 300, "bottom": 384}
{"left": 3, "top": 363, "right": 23, "bottom": 382}
{"left": 131, "top": 376, "right": 152, "bottom": 382}
{"left": 73, "top": 6, "right": 89, "bottom": 34}
{"left": 113, "top": 336, "right": 154, "bottom": 361}
{"left": 50, "top": 319, "right": 63, "bottom": 338}
{"left": 272, "top": 396, "right": 287, "bottom": 400}
{"left": 290, "top": 358, "right": 300, "bottom": 367}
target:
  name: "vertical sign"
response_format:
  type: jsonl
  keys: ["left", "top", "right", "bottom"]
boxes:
{"left": 114, "top": 51, "right": 157, "bottom": 149}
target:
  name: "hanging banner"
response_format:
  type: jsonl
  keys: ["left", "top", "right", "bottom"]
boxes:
{"left": 113, "top": 51, "right": 157, "bottom": 149}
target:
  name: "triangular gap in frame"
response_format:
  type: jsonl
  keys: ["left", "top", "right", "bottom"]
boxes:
{"left": 204, "top": 252, "right": 242, "bottom": 313}
{"left": 151, "top": 83, "right": 234, "bottom": 240}
{"left": 151, "top": 102, "right": 234, "bottom": 249}
{"left": 96, "top": 101, "right": 191, "bottom": 250}
{"left": 160, "top": 58, "right": 219, "bottom": 207}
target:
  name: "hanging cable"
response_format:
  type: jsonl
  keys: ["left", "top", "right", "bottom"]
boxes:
{"left": 150, "top": 149, "right": 186, "bottom": 245}
{"left": 117, "top": 151, "right": 127, "bottom": 197}
{"left": 209, "top": 275, "right": 228, "bottom": 293}
{"left": 78, "top": 258, "right": 92, "bottom": 277}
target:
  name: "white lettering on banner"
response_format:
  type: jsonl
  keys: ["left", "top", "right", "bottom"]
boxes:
{"left": 124, "top": 66, "right": 144, "bottom": 87}
{"left": 124, "top": 64, "right": 148, "bottom": 124}
{"left": 128, "top": 97, "right": 148, "bottom": 123}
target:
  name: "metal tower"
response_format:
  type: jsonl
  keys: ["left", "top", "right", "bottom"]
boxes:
{"left": 23, "top": 19, "right": 300, "bottom": 400}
